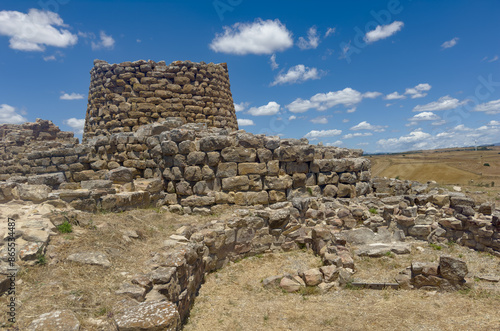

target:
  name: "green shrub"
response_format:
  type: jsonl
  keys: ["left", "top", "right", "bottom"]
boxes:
{"left": 483, "top": 163, "right": 490, "bottom": 166}
{"left": 36, "top": 254, "right": 47, "bottom": 265}
{"left": 57, "top": 220, "right": 73, "bottom": 233}
{"left": 369, "top": 207, "right": 378, "bottom": 214}
{"left": 429, "top": 243, "right": 442, "bottom": 250}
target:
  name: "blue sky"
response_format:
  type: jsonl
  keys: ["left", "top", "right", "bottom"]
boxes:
{"left": 0, "top": 0, "right": 499, "bottom": 153}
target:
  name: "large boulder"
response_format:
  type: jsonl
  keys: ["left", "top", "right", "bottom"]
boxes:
{"left": 17, "top": 184, "right": 51, "bottom": 202}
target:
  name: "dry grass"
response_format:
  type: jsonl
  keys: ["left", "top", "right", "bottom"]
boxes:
{"left": 185, "top": 244, "right": 500, "bottom": 331}
{"left": 370, "top": 146, "right": 500, "bottom": 203}
{"left": 1, "top": 207, "right": 228, "bottom": 330}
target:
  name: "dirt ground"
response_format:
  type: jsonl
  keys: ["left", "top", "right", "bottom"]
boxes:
{"left": 370, "top": 146, "right": 500, "bottom": 204}
{"left": 185, "top": 242, "right": 500, "bottom": 331}
{"left": 0, "top": 208, "right": 228, "bottom": 330}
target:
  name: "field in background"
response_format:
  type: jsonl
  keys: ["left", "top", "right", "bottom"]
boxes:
{"left": 370, "top": 146, "right": 500, "bottom": 203}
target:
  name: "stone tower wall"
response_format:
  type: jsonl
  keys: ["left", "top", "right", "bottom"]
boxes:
{"left": 83, "top": 59, "right": 238, "bottom": 142}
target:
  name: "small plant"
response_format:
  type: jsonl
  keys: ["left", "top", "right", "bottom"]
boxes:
{"left": 57, "top": 220, "right": 72, "bottom": 233}
{"left": 384, "top": 251, "right": 394, "bottom": 258}
{"left": 369, "top": 207, "right": 378, "bottom": 215}
{"left": 95, "top": 306, "right": 111, "bottom": 317}
{"left": 429, "top": 243, "right": 442, "bottom": 250}
{"left": 458, "top": 254, "right": 464, "bottom": 258}
{"left": 36, "top": 254, "right": 47, "bottom": 265}
{"left": 299, "top": 286, "right": 320, "bottom": 296}
{"left": 395, "top": 175, "right": 400, "bottom": 180}
{"left": 483, "top": 163, "right": 490, "bottom": 166}
{"left": 446, "top": 240, "right": 456, "bottom": 248}
{"left": 345, "top": 281, "right": 360, "bottom": 290}
{"left": 307, "top": 187, "right": 313, "bottom": 196}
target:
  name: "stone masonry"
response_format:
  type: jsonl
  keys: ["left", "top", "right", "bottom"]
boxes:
{"left": 83, "top": 60, "right": 238, "bottom": 142}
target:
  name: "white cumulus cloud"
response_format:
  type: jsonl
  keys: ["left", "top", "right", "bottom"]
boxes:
{"left": 234, "top": 102, "right": 249, "bottom": 112}
{"left": 271, "top": 64, "right": 323, "bottom": 86}
{"left": 473, "top": 99, "right": 500, "bottom": 115}
{"left": 287, "top": 88, "right": 376, "bottom": 113}
{"left": 405, "top": 83, "right": 431, "bottom": 98}
{"left": 0, "top": 9, "right": 77, "bottom": 51}
{"left": 364, "top": 21, "right": 404, "bottom": 43}
{"left": 363, "top": 91, "right": 382, "bottom": 99}
{"left": 408, "top": 112, "right": 440, "bottom": 122}
{"left": 288, "top": 115, "right": 297, "bottom": 121}
{"left": 247, "top": 101, "right": 280, "bottom": 116}
{"left": 413, "top": 95, "right": 467, "bottom": 112}
{"left": 310, "top": 116, "right": 328, "bottom": 124}
{"left": 441, "top": 37, "right": 459, "bottom": 49}
{"left": 209, "top": 19, "right": 293, "bottom": 55}
{"left": 60, "top": 92, "right": 84, "bottom": 100}
{"left": 343, "top": 132, "right": 373, "bottom": 139}
{"left": 0, "top": 104, "right": 27, "bottom": 124}
{"left": 350, "top": 121, "right": 387, "bottom": 132}
{"left": 385, "top": 92, "right": 406, "bottom": 100}
{"left": 237, "top": 119, "right": 255, "bottom": 126}
{"left": 304, "top": 129, "right": 342, "bottom": 139}
{"left": 297, "top": 26, "right": 319, "bottom": 50}
{"left": 64, "top": 118, "right": 85, "bottom": 134}
{"left": 377, "top": 121, "right": 500, "bottom": 153}
{"left": 91, "top": 31, "right": 115, "bottom": 50}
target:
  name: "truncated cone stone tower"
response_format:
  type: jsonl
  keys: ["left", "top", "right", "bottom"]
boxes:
{"left": 83, "top": 59, "right": 238, "bottom": 142}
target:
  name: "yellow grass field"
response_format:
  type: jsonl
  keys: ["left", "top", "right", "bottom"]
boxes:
{"left": 369, "top": 146, "right": 500, "bottom": 202}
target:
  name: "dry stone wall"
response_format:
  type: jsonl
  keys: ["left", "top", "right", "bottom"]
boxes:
{"left": 83, "top": 59, "right": 238, "bottom": 142}
{"left": 0, "top": 119, "right": 83, "bottom": 180}
{"left": 83, "top": 119, "right": 372, "bottom": 209}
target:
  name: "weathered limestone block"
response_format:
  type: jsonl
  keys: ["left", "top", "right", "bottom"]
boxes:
{"left": 113, "top": 300, "right": 180, "bottom": 331}
{"left": 238, "top": 162, "right": 267, "bottom": 175}
{"left": 105, "top": 167, "right": 134, "bottom": 184}
{"left": 439, "top": 256, "right": 468, "bottom": 283}
{"left": 199, "top": 136, "right": 232, "bottom": 151}
{"left": 27, "top": 172, "right": 66, "bottom": 188}
{"left": 267, "top": 160, "right": 279, "bottom": 176}
{"left": 17, "top": 184, "right": 51, "bottom": 202}
{"left": 216, "top": 162, "right": 237, "bottom": 178}
{"left": 187, "top": 151, "right": 206, "bottom": 165}
{"left": 264, "top": 175, "right": 293, "bottom": 190}
{"left": 340, "top": 172, "right": 357, "bottom": 184}
{"left": 317, "top": 172, "right": 339, "bottom": 185}
{"left": 27, "top": 310, "right": 80, "bottom": 331}
{"left": 337, "top": 183, "right": 353, "bottom": 198}
{"left": 222, "top": 176, "right": 249, "bottom": 191}
{"left": 67, "top": 251, "right": 111, "bottom": 267}
{"left": 184, "top": 166, "right": 202, "bottom": 182}
{"left": 161, "top": 140, "right": 178, "bottom": 155}
{"left": 221, "top": 147, "right": 256, "bottom": 162}
{"left": 180, "top": 195, "right": 215, "bottom": 207}
{"left": 257, "top": 148, "right": 273, "bottom": 162}
{"left": 175, "top": 181, "right": 193, "bottom": 196}
{"left": 206, "top": 152, "right": 220, "bottom": 166}
{"left": 301, "top": 268, "right": 323, "bottom": 286}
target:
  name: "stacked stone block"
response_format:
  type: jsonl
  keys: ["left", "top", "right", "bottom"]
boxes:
{"left": 80, "top": 119, "right": 371, "bottom": 208}
{"left": 83, "top": 59, "right": 238, "bottom": 141}
{"left": 0, "top": 119, "right": 83, "bottom": 180}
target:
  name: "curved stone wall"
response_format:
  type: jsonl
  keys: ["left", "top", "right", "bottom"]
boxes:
{"left": 83, "top": 59, "right": 238, "bottom": 142}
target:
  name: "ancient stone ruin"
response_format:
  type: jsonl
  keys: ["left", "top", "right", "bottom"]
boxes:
{"left": 0, "top": 60, "right": 498, "bottom": 330}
